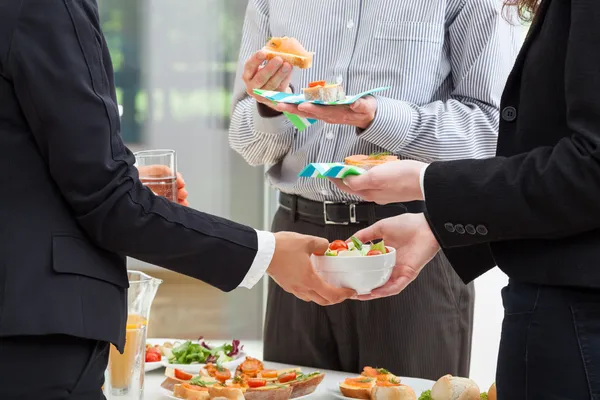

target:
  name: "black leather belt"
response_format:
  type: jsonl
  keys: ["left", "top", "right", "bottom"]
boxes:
{"left": 279, "top": 192, "right": 425, "bottom": 225}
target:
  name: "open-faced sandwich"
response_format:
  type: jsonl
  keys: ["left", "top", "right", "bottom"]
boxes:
{"left": 418, "top": 375, "right": 480, "bottom": 400}
{"left": 340, "top": 367, "right": 416, "bottom": 400}
{"left": 302, "top": 80, "right": 345, "bottom": 102}
{"left": 345, "top": 153, "right": 399, "bottom": 170}
{"left": 262, "top": 37, "right": 313, "bottom": 69}
{"left": 161, "top": 368, "right": 220, "bottom": 400}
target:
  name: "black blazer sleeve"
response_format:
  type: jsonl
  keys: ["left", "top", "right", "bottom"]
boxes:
{"left": 4, "top": 0, "right": 258, "bottom": 292}
{"left": 423, "top": 0, "right": 600, "bottom": 249}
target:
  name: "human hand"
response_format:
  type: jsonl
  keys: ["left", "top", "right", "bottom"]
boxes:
{"left": 351, "top": 213, "right": 440, "bottom": 300}
{"left": 137, "top": 165, "right": 189, "bottom": 206}
{"left": 243, "top": 50, "right": 293, "bottom": 109}
{"left": 275, "top": 96, "right": 377, "bottom": 129}
{"left": 330, "top": 159, "right": 427, "bottom": 204}
{"left": 268, "top": 232, "right": 356, "bottom": 305}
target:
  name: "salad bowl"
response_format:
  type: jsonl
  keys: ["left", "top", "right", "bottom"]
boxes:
{"left": 312, "top": 238, "right": 396, "bottom": 295}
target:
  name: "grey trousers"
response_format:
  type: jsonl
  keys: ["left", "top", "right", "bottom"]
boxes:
{"left": 263, "top": 207, "right": 475, "bottom": 380}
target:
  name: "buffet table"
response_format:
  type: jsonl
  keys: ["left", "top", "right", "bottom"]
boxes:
{"left": 143, "top": 340, "right": 435, "bottom": 399}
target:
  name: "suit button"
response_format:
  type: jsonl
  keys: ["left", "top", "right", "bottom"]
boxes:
{"left": 455, "top": 224, "right": 465, "bottom": 234}
{"left": 466, "top": 224, "right": 476, "bottom": 235}
{"left": 476, "top": 225, "right": 488, "bottom": 235}
{"left": 444, "top": 223, "right": 455, "bottom": 233}
{"left": 502, "top": 106, "right": 517, "bottom": 122}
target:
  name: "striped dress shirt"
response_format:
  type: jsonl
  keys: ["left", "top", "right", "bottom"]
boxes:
{"left": 229, "top": 0, "right": 521, "bottom": 203}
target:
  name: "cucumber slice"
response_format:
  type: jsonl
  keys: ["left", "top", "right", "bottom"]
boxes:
{"left": 370, "top": 239, "right": 386, "bottom": 253}
{"left": 350, "top": 236, "right": 363, "bottom": 251}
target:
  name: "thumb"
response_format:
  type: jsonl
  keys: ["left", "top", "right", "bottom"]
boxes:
{"left": 306, "top": 236, "right": 330, "bottom": 255}
{"left": 350, "top": 98, "right": 368, "bottom": 113}
{"left": 351, "top": 222, "right": 384, "bottom": 244}
{"left": 342, "top": 173, "right": 370, "bottom": 191}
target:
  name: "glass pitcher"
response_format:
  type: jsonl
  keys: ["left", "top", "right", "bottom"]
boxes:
{"left": 104, "top": 270, "right": 162, "bottom": 399}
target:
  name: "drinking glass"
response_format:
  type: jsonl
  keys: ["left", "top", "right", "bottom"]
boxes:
{"left": 103, "top": 271, "right": 162, "bottom": 399}
{"left": 134, "top": 149, "right": 178, "bottom": 202}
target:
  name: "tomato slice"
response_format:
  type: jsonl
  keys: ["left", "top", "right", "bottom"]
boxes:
{"left": 278, "top": 372, "right": 297, "bottom": 383}
{"left": 248, "top": 378, "right": 267, "bottom": 388}
{"left": 145, "top": 351, "right": 161, "bottom": 362}
{"left": 329, "top": 240, "right": 349, "bottom": 251}
{"left": 308, "top": 80, "right": 326, "bottom": 88}
{"left": 241, "top": 360, "right": 261, "bottom": 374}
{"left": 367, "top": 250, "right": 382, "bottom": 256}
{"left": 260, "top": 370, "right": 278, "bottom": 379}
{"left": 174, "top": 369, "right": 193, "bottom": 380}
{"left": 215, "top": 369, "right": 232, "bottom": 383}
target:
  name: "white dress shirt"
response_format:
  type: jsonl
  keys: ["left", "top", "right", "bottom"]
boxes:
{"left": 238, "top": 230, "right": 276, "bottom": 289}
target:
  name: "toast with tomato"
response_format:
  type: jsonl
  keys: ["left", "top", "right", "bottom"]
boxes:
{"left": 339, "top": 377, "right": 377, "bottom": 400}
{"left": 344, "top": 153, "right": 399, "bottom": 170}
{"left": 284, "top": 371, "right": 325, "bottom": 398}
{"left": 208, "top": 386, "right": 246, "bottom": 400}
{"left": 262, "top": 37, "right": 313, "bottom": 69}
{"left": 162, "top": 368, "right": 217, "bottom": 393}
{"left": 235, "top": 357, "right": 265, "bottom": 379}
{"left": 302, "top": 81, "right": 345, "bottom": 102}
{"left": 200, "top": 362, "right": 233, "bottom": 383}
{"left": 173, "top": 382, "right": 211, "bottom": 400}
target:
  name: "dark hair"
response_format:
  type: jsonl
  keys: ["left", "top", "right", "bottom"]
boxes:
{"left": 504, "top": 0, "right": 539, "bottom": 22}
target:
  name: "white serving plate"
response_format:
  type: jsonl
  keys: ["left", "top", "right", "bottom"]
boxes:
{"left": 312, "top": 247, "right": 396, "bottom": 295}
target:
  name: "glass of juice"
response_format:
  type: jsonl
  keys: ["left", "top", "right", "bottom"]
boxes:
{"left": 134, "top": 149, "right": 178, "bottom": 202}
{"left": 104, "top": 271, "right": 162, "bottom": 399}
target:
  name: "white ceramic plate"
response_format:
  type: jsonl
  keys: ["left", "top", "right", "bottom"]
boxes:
{"left": 145, "top": 360, "right": 165, "bottom": 372}
{"left": 331, "top": 376, "right": 434, "bottom": 399}
{"left": 151, "top": 338, "right": 246, "bottom": 374}
{"left": 159, "top": 387, "right": 315, "bottom": 399}
{"left": 145, "top": 338, "right": 185, "bottom": 372}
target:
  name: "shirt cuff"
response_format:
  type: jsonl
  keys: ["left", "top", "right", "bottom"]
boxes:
{"left": 252, "top": 102, "right": 293, "bottom": 134}
{"left": 238, "top": 230, "right": 275, "bottom": 289}
{"left": 419, "top": 164, "right": 429, "bottom": 201}
{"left": 357, "top": 97, "right": 416, "bottom": 152}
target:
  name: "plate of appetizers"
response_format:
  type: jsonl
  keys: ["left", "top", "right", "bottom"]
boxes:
{"left": 160, "top": 357, "right": 325, "bottom": 400}
{"left": 333, "top": 367, "right": 496, "bottom": 400}
{"left": 160, "top": 338, "right": 246, "bottom": 374}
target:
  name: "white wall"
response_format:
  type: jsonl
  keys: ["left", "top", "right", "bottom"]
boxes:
{"left": 470, "top": 268, "right": 508, "bottom": 388}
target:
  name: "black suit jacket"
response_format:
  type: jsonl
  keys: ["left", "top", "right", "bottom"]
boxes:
{"left": 423, "top": 0, "right": 600, "bottom": 288}
{"left": 0, "top": 0, "right": 260, "bottom": 351}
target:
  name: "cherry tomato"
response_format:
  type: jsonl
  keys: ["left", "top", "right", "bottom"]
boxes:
{"left": 278, "top": 372, "right": 297, "bottom": 383}
{"left": 260, "top": 370, "right": 278, "bottom": 379}
{"left": 308, "top": 80, "right": 326, "bottom": 88}
{"left": 215, "top": 369, "right": 232, "bottom": 383}
{"left": 248, "top": 378, "right": 267, "bottom": 388}
{"left": 174, "top": 369, "right": 193, "bottom": 380}
{"left": 241, "top": 360, "right": 261, "bottom": 374}
{"left": 329, "top": 240, "right": 349, "bottom": 251}
{"left": 367, "top": 250, "right": 382, "bottom": 256}
{"left": 147, "top": 346, "right": 160, "bottom": 355}
{"left": 386, "top": 247, "right": 390, "bottom": 253}
{"left": 145, "top": 351, "right": 161, "bottom": 363}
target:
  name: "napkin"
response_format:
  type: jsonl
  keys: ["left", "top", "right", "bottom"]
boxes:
{"left": 298, "top": 163, "right": 367, "bottom": 179}
{"left": 253, "top": 86, "right": 391, "bottom": 131}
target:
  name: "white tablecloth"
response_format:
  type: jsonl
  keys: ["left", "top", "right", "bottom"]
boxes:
{"left": 142, "top": 339, "right": 435, "bottom": 399}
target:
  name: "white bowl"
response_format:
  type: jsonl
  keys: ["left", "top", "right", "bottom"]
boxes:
{"left": 312, "top": 247, "right": 395, "bottom": 295}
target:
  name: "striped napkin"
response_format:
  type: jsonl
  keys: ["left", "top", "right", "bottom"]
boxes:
{"left": 298, "top": 163, "right": 367, "bottom": 179}
{"left": 253, "top": 86, "right": 391, "bottom": 131}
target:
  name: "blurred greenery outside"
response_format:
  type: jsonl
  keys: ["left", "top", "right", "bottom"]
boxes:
{"left": 99, "top": 0, "right": 247, "bottom": 142}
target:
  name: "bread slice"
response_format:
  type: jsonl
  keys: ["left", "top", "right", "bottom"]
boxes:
{"left": 173, "top": 383, "right": 210, "bottom": 400}
{"left": 245, "top": 385, "right": 294, "bottom": 400}
{"left": 371, "top": 385, "right": 417, "bottom": 400}
{"left": 487, "top": 383, "right": 496, "bottom": 400}
{"left": 339, "top": 378, "right": 376, "bottom": 400}
{"left": 208, "top": 386, "right": 246, "bottom": 400}
{"left": 302, "top": 83, "right": 345, "bottom": 102}
{"left": 430, "top": 375, "right": 480, "bottom": 400}
{"left": 289, "top": 372, "right": 325, "bottom": 398}
{"left": 262, "top": 37, "right": 313, "bottom": 69}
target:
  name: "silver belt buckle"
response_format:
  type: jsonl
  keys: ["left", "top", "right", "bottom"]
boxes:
{"left": 323, "top": 201, "right": 357, "bottom": 225}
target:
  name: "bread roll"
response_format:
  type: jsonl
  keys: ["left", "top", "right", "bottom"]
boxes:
{"left": 487, "top": 383, "right": 496, "bottom": 400}
{"left": 371, "top": 385, "right": 417, "bottom": 400}
{"left": 208, "top": 386, "right": 245, "bottom": 400}
{"left": 430, "top": 375, "right": 480, "bottom": 400}
{"left": 339, "top": 380, "right": 375, "bottom": 399}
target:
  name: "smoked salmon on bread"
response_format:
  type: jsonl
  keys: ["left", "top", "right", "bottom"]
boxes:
{"left": 262, "top": 37, "right": 313, "bottom": 69}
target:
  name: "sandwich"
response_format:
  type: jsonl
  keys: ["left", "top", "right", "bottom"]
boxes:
{"left": 302, "top": 80, "right": 345, "bottom": 102}
{"left": 262, "top": 37, "right": 313, "bottom": 69}
{"left": 361, "top": 367, "right": 398, "bottom": 382}
{"left": 161, "top": 367, "right": 218, "bottom": 392}
{"left": 173, "top": 381, "right": 211, "bottom": 400}
{"left": 208, "top": 386, "right": 246, "bottom": 400}
{"left": 345, "top": 153, "right": 399, "bottom": 169}
{"left": 419, "top": 375, "right": 480, "bottom": 400}
{"left": 284, "top": 371, "right": 325, "bottom": 398}
{"left": 480, "top": 383, "right": 496, "bottom": 400}
{"left": 371, "top": 379, "right": 417, "bottom": 400}
{"left": 235, "top": 357, "right": 265, "bottom": 379}
{"left": 339, "top": 377, "right": 376, "bottom": 399}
